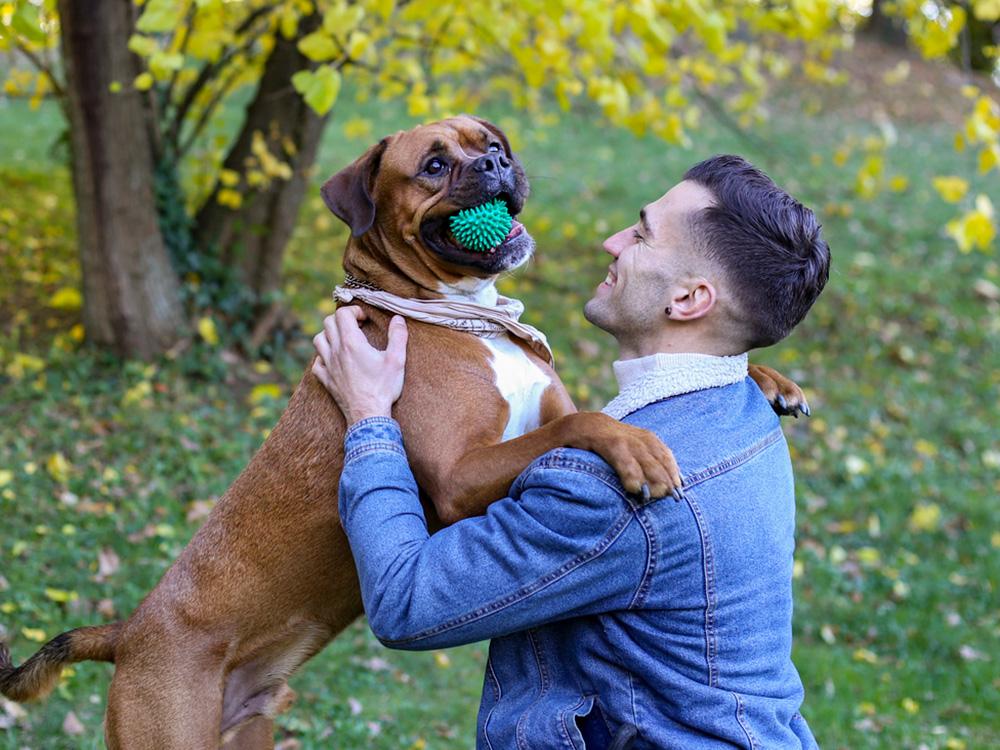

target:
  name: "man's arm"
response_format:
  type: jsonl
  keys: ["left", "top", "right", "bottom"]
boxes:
{"left": 339, "top": 417, "right": 647, "bottom": 650}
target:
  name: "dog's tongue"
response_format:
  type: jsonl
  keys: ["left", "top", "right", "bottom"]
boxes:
{"left": 449, "top": 199, "right": 513, "bottom": 252}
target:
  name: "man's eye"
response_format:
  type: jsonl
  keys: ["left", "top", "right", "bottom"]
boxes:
{"left": 425, "top": 158, "right": 447, "bottom": 175}
{"left": 488, "top": 143, "right": 501, "bottom": 153}
{"left": 632, "top": 230, "right": 643, "bottom": 242}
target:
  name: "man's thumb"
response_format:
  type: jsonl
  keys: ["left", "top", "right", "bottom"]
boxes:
{"left": 387, "top": 315, "right": 408, "bottom": 358}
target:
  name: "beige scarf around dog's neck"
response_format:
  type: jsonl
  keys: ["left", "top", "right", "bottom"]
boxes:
{"left": 332, "top": 274, "right": 554, "bottom": 366}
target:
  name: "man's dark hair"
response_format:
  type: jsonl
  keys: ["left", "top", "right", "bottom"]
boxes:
{"left": 683, "top": 155, "right": 830, "bottom": 349}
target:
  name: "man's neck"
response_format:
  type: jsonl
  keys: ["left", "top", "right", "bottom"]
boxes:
{"left": 617, "top": 333, "right": 741, "bottom": 360}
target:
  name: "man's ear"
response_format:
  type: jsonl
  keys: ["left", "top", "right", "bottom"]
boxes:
{"left": 666, "top": 279, "right": 716, "bottom": 321}
{"left": 320, "top": 138, "right": 389, "bottom": 237}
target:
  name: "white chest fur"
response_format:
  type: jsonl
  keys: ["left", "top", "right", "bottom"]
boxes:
{"left": 482, "top": 336, "right": 551, "bottom": 441}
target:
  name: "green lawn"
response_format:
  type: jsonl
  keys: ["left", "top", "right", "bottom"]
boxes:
{"left": 0, "top": 81, "right": 997, "bottom": 750}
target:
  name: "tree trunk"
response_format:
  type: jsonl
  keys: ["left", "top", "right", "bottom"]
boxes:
{"left": 863, "top": 0, "right": 907, "bottom": 46}
{"left": 193, "top": 15, "right": 330, "bottom": 306}
{"left": 58, "top": 0, "right": 185, "bottom": 359}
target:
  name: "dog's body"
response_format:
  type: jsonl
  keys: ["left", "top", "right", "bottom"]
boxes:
{"left": 1, "top": 117, "right": 803, "bottom": 748}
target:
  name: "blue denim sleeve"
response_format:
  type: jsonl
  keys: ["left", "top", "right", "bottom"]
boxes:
{"left": 339, "top": 417, "right": 646, "bottom": 650}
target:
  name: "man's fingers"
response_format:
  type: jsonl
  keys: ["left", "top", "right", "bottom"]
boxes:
{"left": 387, "top": 315, "right": 408, "bottom": 363}
{"left": 322, "top": 314, "right": 341, "bottom": 352}
{"left": 312, "top": 332, "right": 332, "bottom": 363}
{"left": 311, "top": 359, "right": 333, "bottom": 390}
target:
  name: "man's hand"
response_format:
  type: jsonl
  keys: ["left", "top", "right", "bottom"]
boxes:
{"left": 312, "top": 307, "right": 408, "bottom": 425}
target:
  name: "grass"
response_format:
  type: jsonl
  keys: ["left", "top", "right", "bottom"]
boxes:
{"left": 1, "top": 70, "right": 998, "bottom": 749}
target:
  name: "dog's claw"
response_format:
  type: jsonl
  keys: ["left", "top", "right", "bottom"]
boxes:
{"left": 641, "top": 483, "right": 651, "bottom": 502}
{"left": 670, "top": 487, "right": 683, "bottom": 502}
{"left": 800, "top": 401, "right": 811, "bottom": 417}
{"left": 776, "top": 394, "right": 788, "bottom": 413}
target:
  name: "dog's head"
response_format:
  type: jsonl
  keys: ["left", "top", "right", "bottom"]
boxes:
{"left": 321, "top": 116, "right": 533, "bottom": 285}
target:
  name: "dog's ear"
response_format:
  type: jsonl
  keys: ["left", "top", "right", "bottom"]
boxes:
{"left": 467, "top": 115, "right": 513, "bottom": 157}
{"left": 321, "top": 138, "right": 389, "bottom": 237}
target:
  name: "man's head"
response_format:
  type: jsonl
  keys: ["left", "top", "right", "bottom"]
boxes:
{"left": 584, "top": 155, "right": 830, "bottom": 357}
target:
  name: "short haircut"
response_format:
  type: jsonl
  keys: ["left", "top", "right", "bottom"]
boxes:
{"left": 683, "top": 155, "right": 830, "bottom": 349}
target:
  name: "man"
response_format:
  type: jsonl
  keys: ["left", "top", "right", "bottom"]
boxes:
{"left": 312, "top": 155, "right": 829, "bottom": 748}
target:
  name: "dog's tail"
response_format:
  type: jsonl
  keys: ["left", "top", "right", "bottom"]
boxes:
{"left": 0, "top": 622, "right": 121, "bottom": 702}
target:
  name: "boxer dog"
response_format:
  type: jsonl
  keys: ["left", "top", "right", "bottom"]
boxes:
{"left": 0, "top": 116, "right": 806, "bottom": 748}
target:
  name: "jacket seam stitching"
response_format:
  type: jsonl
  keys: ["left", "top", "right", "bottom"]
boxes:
{"left": 378, "top": 511, "right": 635, "bottom": 646}
{"left": 343, "top": 441, "right": 407, "bottom": 464}
{"left": 733, "top": 692, "right": 758, "bottom": 750}
{"left": 511, "top": 452, "right": 625, "bottom": 497}
{"left": 680, "top": 428, "right": 783, "bottom": 490}
{"left": 628, "top": 507, "right": 658, "bottom": 609}
{"left": 557, "top": 694, "right": 589, "bottom": 749}
{"left": 344, "top": 415, "right": 399, "bottom": 441}
{"left": 482, "top": 657, "right": 501, "bottom": 750}
{"left": 687, "top": 494, "right": 718, "bottom": 687}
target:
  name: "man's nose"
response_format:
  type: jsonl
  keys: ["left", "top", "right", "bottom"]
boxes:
{"left": 603, "top": 228, "right": 630, "bottom": 258}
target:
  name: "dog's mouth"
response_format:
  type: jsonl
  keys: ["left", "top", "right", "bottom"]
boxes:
{"left": 420, "top": 192, "right": 533, "bottom": 273}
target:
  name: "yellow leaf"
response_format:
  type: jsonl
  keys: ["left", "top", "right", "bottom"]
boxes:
{"left": 44, "top": 588, "right": 78, "bottom": 604}
{"left": 134, "top": 72, "right": 154, "bottom": 91}
{"left": 0, "top": 470, "right": 11, "bottom": 487}
{"left": 298, "top": 31, "right": 339, "bottom": 62}
{"left": 219, "top": 169, "right": 240, "bottom": 187}
{"left": 292, "top": 66, "right": 341, "bottom": 116}
{"left": 48, "top": 287, "right": 82, "bottom": 310}
{"left": 216, "top": 188, "right": 242, "bottom": 209}
{"left": 121, "top": 380, "right": 152, "bottom": 407}
{"left": 932, "top": 176, "right": 969, "bottom": 203}
{"left": 908, "top": 503, "right": 941, "bottom": 532}
{"left": 973, "top": 0, "right": 1000, "bottom": 22}
{"left": 852, "top": 648, "right": 878, "bottom": 665}
{"left": 888, "top": 175, "right": 909, "bottom": 192}
{"left": 248, "top": 384, "right": 282, "bottom": 405}
{"left": 901, "top": 697, "right": 920, "bottom": 714}
{"left": 433, "top": 651, "right": 451, "bottom": 668}
{"left": 197, "top": 317, "right": 219, "bottom": 345}
{"left": 21, "top": 627, "right": 47, "bottom": 642}
{"left": 857, "top": 547, "right": 881, "bottom": 566}
{"left": 46, "top": 452, "right": 71, "bottom": 484}
{"left": 5, "top": 353, "right": 45, "bottom": 380}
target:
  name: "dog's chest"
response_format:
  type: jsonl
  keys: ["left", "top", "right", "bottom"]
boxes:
{"left": 482, "top": 336, "right": 551, "bottom": 441}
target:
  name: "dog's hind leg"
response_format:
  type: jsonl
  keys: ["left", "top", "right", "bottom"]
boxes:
{"left": 104, "top": 654, "right": 226, "bottom": 750}
{"left": 221, "top": 716, "right": 275, "bottom": 750}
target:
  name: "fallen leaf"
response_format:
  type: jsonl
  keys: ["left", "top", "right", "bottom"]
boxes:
{"left": 62, "top": 710, "right": 85, "bottom": 736}
{"left": 95, "top": 548, "right": 120, "bottom": 583}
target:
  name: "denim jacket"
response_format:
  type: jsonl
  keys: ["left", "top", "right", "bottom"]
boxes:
{"left": 339, "top": 378, "right": 818, "bottom": 749}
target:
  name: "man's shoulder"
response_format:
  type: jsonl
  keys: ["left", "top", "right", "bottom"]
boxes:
{"left": 512, "top": 446, "right": 627, "bottom": 502}
{"left": 624, "top": 378, "right": 786, "bottom": 481}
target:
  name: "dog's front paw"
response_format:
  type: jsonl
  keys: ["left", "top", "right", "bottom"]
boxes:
{"left": 748, "top": 364, "right": 811, "bottom": 418}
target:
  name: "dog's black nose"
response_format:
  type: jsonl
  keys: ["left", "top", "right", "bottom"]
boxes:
{"left": 472, "top": 153, "right": 510, "bottom": 173}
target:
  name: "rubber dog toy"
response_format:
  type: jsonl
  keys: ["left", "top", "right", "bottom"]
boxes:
{"left": 449, "top": 199, "right": 513, "bottom": 252}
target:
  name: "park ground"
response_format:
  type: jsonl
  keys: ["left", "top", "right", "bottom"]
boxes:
{"left": 0, "top": 39, "right": 998, "bottom": 750}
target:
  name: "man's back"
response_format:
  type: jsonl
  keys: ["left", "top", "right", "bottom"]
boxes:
{"left": 478, "top": 379, "right": 817, "bottom": 749}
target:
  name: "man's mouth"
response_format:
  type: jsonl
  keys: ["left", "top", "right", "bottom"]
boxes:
{"left": 602, "top": 266, "right": 618, "bottom": 288}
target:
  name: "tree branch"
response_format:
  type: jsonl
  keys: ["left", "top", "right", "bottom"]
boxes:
{"left": 165, "top": 4, "right": 277, "bottom": 151}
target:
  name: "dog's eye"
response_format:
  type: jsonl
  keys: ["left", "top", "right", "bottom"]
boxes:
{"left": 488, "top": 143, "right": 502, "bottom": 153}
{"left": 424, "top": 158, "right": 448, "bottom": 176}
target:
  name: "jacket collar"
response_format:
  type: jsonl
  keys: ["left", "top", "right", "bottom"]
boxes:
{"left": 602, "top": 352, "right": 748, "bottom": 420}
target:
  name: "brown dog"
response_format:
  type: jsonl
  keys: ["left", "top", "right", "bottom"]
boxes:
{"left": 0, "top": 116, "right": 804, "bottom": 748}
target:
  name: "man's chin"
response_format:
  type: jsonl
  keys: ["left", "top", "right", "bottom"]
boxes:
{"left": 582, "top": 298, "right": 614, "bottom": 335}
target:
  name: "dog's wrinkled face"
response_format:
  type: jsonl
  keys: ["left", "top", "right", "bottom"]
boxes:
{"left": 322, "top": 116, "right": 534, "bottom": 279}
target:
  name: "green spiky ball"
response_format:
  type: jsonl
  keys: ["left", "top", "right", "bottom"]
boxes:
{"left": 449, "top": 199, "right": 513, "bottom": 252}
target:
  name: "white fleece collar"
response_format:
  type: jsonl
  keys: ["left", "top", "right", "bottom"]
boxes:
{"left": 602, "top": 352, "right": 749, "bottom": 420}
